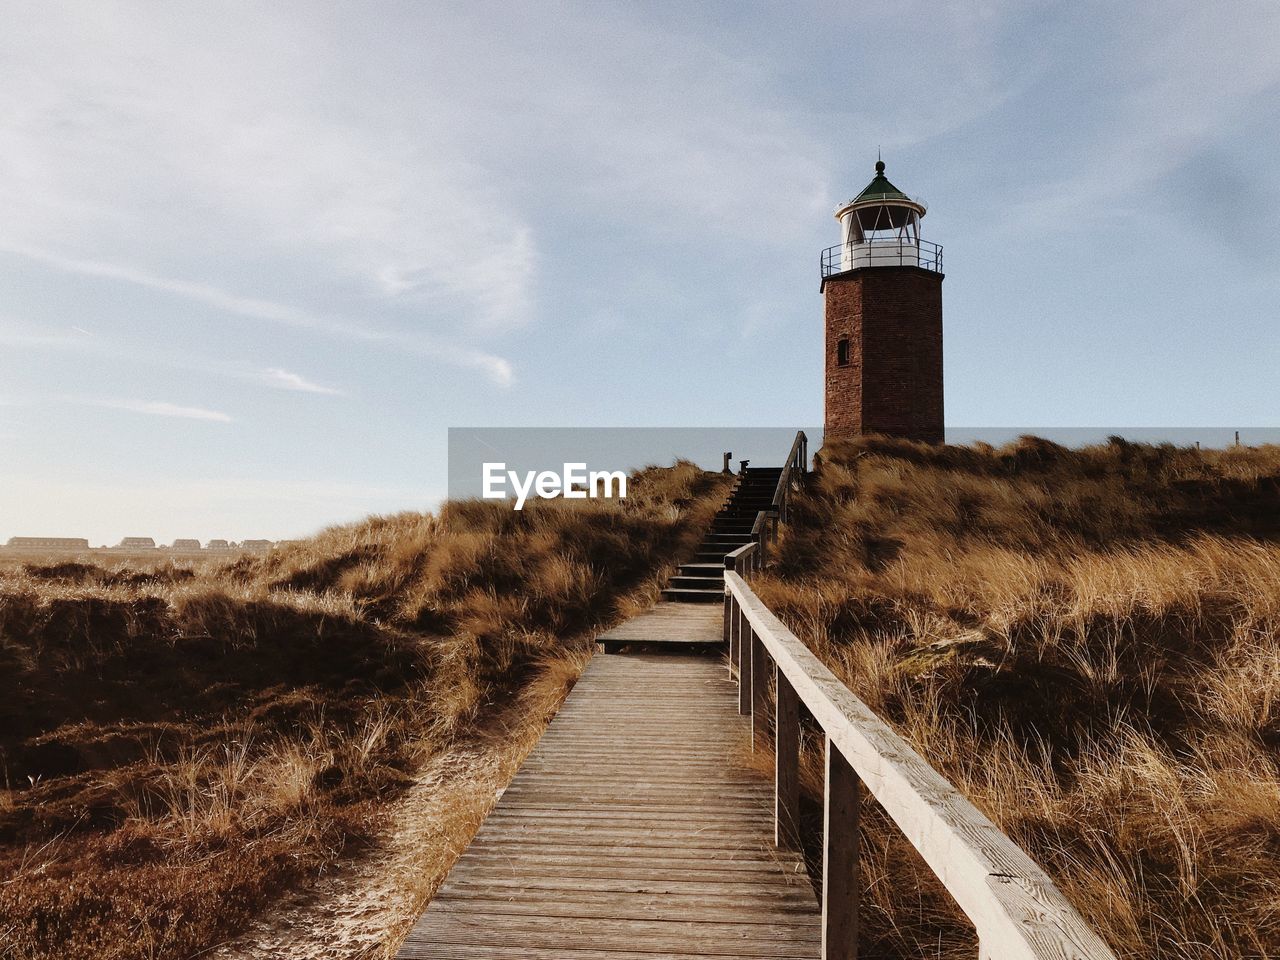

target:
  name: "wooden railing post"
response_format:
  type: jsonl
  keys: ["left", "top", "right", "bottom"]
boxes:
{"left": 750, "top": 512, "right": 766, "bottom": 574}
{"left": 738, "top": 614, "right": 753, "bottom": 717}
{"left": 750, "top": 630, "right": 769, "bottom": 748}
{"left": 727, "top": 593, "right": 739, "bottom": 679}
{"left": 775, "top": 668, "right": 800, "bottom": 850}
{"left": 736, "top": 611, "right": 746, "bottom": 688}
{"left": 725, "top": 552, "right": 738, "bottom": 679}
{"left": 823, "top": 736, "right": 860, "bottom": 960}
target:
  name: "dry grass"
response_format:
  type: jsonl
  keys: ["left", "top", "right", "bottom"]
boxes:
{"left": 751, "top": 436, "right": 1280, "bottom": 959}
{"left": 0, "top": 461, "right": 729, "bottom": 960}
{"left": 366, "top": 643, "right": 594, "bottom": 960}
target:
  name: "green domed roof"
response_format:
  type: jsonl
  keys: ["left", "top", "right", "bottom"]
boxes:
{"left": 854, "top": 160, "right": 911, "bottom": 203}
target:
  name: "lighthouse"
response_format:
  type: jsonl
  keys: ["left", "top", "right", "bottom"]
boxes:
{"left": 821, "top": 160, "right": 944, "bottom": 444}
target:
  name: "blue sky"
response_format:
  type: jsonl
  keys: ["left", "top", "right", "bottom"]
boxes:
{"left": 2, "top": 1, "right": 1278, "bottom": 544}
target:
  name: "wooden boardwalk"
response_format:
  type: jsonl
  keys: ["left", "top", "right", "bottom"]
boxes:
{"left": 396, "top": 622, "right": 821, "bottom": 958}
{"left": 398, "top": 435, "right": 1118, "bottom": 960}
{"left": 596, "top": 600, "right": 722, "bottom": 651}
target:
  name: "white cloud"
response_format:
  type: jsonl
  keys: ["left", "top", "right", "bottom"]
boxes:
{"left": 434, "top": 348, "right": 514, "bottom": 389}
{"left": 262, "top": 367, "right": 343, "bottom": 395}
{"left": 996, "top": 3, "right": 1280, "bottom": 235}
{"left": 0, "top": 2, "right": 536, "bottom": 363}
{"left": 0, "top": 240, "right": 322, "bottom": 326}
{"left": 85, "top": 399, "right": 233, "bottom": 423}
{"left": 0, "top": 325, "right": 86, "bottom": 349}
{"left": 2, "top": 313, "right": 516, "bottom": 395}
{"left": 2, "top": 242, "right": 374, "bottom": 341}
{"left": 0, "top": 2, "right": 1012, "bottom": 376}
{"left": 0, "top": 242, "right": 516, "bottom": 386}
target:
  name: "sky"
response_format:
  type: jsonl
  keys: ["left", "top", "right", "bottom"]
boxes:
{"left": 1, "top": 1, "right": 1278, "bottom": 544}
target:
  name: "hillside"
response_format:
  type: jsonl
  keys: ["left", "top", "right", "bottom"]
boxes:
{"left": 8, "top": 438, "right": 1280, "bottom": 960}
{"left": 0, "top": 462, "right": 730, "bottom": 960}
{"left": 754, "top": 436, "right": 1280, "bottom": 960}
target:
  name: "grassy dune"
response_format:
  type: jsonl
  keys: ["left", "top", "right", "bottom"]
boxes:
{"left": 9, "top": 438, "right": 1278, "bottom": 959}
{"left": 0, "top": 461, "right": 729, "bottom": 960}
{"left": 753, "top": 436, "right": 1280, "bottom": 959}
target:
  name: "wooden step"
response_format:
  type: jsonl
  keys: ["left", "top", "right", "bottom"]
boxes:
{"left": 679, "top": 563, "right": 725, "bottom": 576}
{"left": 660, "top": 587, "right": 724, "bottom": 604}
{"left": 668, "top": 575, "right": 723, "bottom": 590}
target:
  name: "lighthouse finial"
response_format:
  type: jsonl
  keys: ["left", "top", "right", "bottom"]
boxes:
{"left": 875, "top": 149, "right": 885, "bottom": 175}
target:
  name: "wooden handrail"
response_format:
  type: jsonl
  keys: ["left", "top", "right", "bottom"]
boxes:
{"left": 770, "top": 430, "right": 808, "bottom": 523}
{"left": 723, "top": 571, "right": 1118, "bottom": 960}
{"left": 716, "top": 432, "right": 804, "bottom": 581}
{"left": 720, "top": 432, "right": 804, "bottom": 680}
{"left": 722, "top": 542, "right": 755, "bottom": 684}
{"left": 724, "top": 540, "right": 758, "bottom": 575}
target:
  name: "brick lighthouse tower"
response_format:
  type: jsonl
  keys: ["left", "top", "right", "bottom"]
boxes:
{"left": 821, "top": 160, "right": 944, "bottom": 444}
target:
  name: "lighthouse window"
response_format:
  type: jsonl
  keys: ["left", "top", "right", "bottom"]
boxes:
{"left": 837, "top": 338, "right": 850, "bottom": 366}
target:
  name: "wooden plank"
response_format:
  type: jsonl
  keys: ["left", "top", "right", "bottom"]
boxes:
{"left": 597, "top": 603, "right": 723, "bottom": 648}
{"left": 477, "top": 812, "right": 779, "bottom": 832}
{"left": 418, "top": 904, "right": 821, "bottom": 938}
{"left": 450, "top": 850, "right": 810, "bottom": 879}
{"left": 725, "top": 572, "right": 1120, "bottom": 960}
{"left": 463, "top": 833, "right": 774, "bottom": 854}
{"left": 428, "top": 892, "right": 821, "bottom": 922}
{"left": 439, "top": 874, "right": 816, "bottom": 899}
{"left": 404, "top": 914, "right": 819, "bottom": 957}
{"left": 404, "top": 948, "right": 799, "bottom": 960}
{"left": 394, "top": 650, "right": 820, "bottom": 959}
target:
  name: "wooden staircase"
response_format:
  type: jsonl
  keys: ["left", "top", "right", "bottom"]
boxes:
{"left": 660, "top": 466, "right": 784, "bottom": 604}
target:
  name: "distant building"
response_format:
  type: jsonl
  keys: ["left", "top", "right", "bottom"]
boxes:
{"left": 5, "top": 536, "right": 91, "bottom": 550}
{"left": 170, "top": 539, "right": 202, "bottom": 550}
{"left": 241, "top": 539, "right": 274, "bottom": 552}
{"left": 117, "top": 537, "right": 157, "bottom": 549}
{"left": 206, "top": 539, "right": 232, "bottom": 551}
